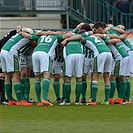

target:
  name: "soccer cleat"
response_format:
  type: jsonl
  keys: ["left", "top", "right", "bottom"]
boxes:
{"left": 37, "top": 102, "right": 43, "bottom": 106}
{"left": 86, "top": 99, "right": 96, "bottom": 106}
{"left": 123, "top": 100, "right": 132, "bottom": 104}
{"left": 56, "top": 98, "right": 61, "bottom": 103}
{"left": 60, "top": 98, "right": 65, "bottom": 103}
{"left": 8, "top": 100, "right": 14, "bottom": 105}
{"left": 108, "top": 98, "right": 114, "bottom": 104}
{"left": 8, "top": 100, "right": 17, "bottom": 105}
{"left": 16, "top": 101, "right": 22, "bottom": 106}
{"left": 80, "top": 99, "right": 86, "bottom": 103}
{"left": 41, "top": 99, "right": 53, "bottom": 106}
{"left": 101, "top": 101, "right": 109, "bottom": 105}
{"left": 114, "top": 98, "right": 123, "bottom": 104}
{"left": 75, "top": 101, "right": 82, "bottom": 105}
{"left": 2, "top": 101, "right": 8, "bottom": 105}
{"left": 27, "top": 98, "right": 36, "bottom": 103}
{"left": 21, "top": 100, "right": 32, "bottom": 106}
{"left": 59, "top": 101, "right": 70, "bottom": 106}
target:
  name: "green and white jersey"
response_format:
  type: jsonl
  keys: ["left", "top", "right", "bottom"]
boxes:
{"left": 106, "top": 28, "right": 133, "bottom": 51}
{"left": 18, "top": 42, "right": 34, "bottom": 56}
{"left": 2, "top": 33, "right": 31, "bottom": 54}
{"left": 63, "top": 39, "right": 83, "bottom": 58}
{"left": 105, "top": 37, "right": 129, "bottom": 61}
{"left": 83, "top": 46, "right": 94, "bottom": 59}
{"left": 53, "top": 45, "right": 64, "bottom": 62}
{"left": 33, "top": 34, "right": 63, "bottom": 57}
{"left": 82, "top": 35, "right": 111, "bottom": 58}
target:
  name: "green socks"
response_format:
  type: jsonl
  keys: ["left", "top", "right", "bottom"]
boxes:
{"left": 91, "top": 83, "right": 98, "bottom": 102}
{"left": 14, "top": 82, "right": 22, "bottom": 101}
{"left": 20, "top": 77, "right": 30, "bottom": 100}
{"left": 20, "top": 78, "right": 25, "bottom": 99}
{"left": 53, "top": 81, "right": 60, "bottom": 99}
{"left": 75, "top": 81, "right": 82, "bottom": 102}
{"left": 62, "top": 82, "right": 65, "bottom": 100}
{"left": 82, "top": 80, "right": 87, "bottom": 100}
{"left": 34, "top": 80, "right": 41, "bottom": 102}
{"left": 4, "top": 82, "right": 12, "bottom": 100}
{"left": 104, "top": 85, "right": 111, "bottom": 102}
{"left": 125, "top": 79, "right": 130, "bottom": 101}
{"left": 42, "top": 78, "right": 50, "bottom": 100}
{"left": 109, "top": 80, "right": 116, "bottom": 98}
{"left": 119, "top": 80, "right": 127, "bottom": 99}
{"left": 24, "top": 77, "right": 30, "bottom": 100}
{"left": 64, "top": 82, "right": 71, "bottom": 102}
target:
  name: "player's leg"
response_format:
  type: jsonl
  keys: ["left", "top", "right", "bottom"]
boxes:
{"left": 101, "top": 52, "right": 112, "bottom": 105}
{"left": 60, "top": 55, "right": 73, "bottom": 105}
{"left": 123, "top": 78, "right": 131, "bottom": 104}
{"left": 102, "top": 72, "right": 111, "bottom": 105}
{"left": 20, "top": 66, "right": 27, "bottom": 100}
{"left": 75, "top": 54, "right": 84, "bottom": 105}
{"left": 34, "top": 74, "right": 42, "bottom": 106}
{"left": 39, "top": 52, "right": 53, "bottom": 106}
{"left": 52, "top": 61, "right": 63, "bottom": 103}
{"left": 24, "top": 67, "right": 32, "bottom": 102}
{"left": 0, "top": 76, "right": 6, "bottom": 104}
{"left": 86, "top": 72, "right": 99, "bottom": 105}
{"left": 53, "top": 74, "right": 61, "bottom": 102}
{"left": 109, "top": 75, "right": 117, "bottom": 104}
{"left": 114, "top": 57, "right": 130, "bottom": 104}
{"left": 81, "top": 74, "right": 87, "bottom": 103}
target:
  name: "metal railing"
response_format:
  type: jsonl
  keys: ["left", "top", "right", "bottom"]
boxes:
{"left": 0, "top": 0, "right": 68, "bottom": 10}
{"left": 70, "top": 0, "right": 133, "bottom": 29}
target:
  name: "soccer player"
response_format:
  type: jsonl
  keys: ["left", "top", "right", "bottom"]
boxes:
{"left": 59, "top": 30, "right": 92, "bottom": 105}
{"left": 105, "top": 24, "right": 132, "bottom": 104}
{"left": 52, "top": 44, "right": 65, "bottom": 103}
{"left": 1, "top": 27, "right": 34, "bottom": 106}
{"left": 0, "top": 26, "right": 21, "bottom": 105}
{"left": 19, "top": 40, "right": 37, "bottom": 103}
{"left": 93, "top": 22, "right": 130, "bottom": 104}
{"left": 52, "top": 23, "right": 85, "bottom": 104}
{"left": 59, "top": 36, "right": 85, "bottom": 105}
{"left": 81, "top": 46, "right": 94, "bottom": 103}
{"left": 22, "top": 30, "right": 72, "bottom": 106}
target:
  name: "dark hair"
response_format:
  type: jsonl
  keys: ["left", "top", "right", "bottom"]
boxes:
{"left": 101, "top": 22, "right": 106, "bottom": 28}
{"left": 93, "top": 22, "right": 105, "bottom": 29}
{"left": 81, "top": 23, "right": 91, "bottom": 31}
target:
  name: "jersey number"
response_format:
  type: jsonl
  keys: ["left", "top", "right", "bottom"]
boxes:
{"left": 40, "top": 35, "right": 52, "bottom": 43}
{"left": 90, "top": 36, "right": 102, "bottom": 43}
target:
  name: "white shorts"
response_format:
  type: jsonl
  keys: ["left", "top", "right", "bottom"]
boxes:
{"left": 32, "top": 51, "right": 51, "bottom": 75}
{"left": 112, "top": 56, "right": 130, "bottom": 76}
{"left": 19, "top": 54, "right": 32, "bottom": 68}
{"left": 64, "top": 54, "right": 84, "bottom": 77}
{"left": 128, "top": 50, "right": 133, "bottom": 74}
{"left": 92, "top": 52, "right": 113, "bottom": 73}
{"left": 83, "top": 58, "right": 93, "bottom": 75}
{"left": 52, "top": 60, "right": 64, "bottom": 75}
{"left": 1, "top": 50, "right": 20, "bottom": 72}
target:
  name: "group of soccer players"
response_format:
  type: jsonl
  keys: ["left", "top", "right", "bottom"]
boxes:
{"left": 0, "top": 22, "right": 132, "bottom": 106}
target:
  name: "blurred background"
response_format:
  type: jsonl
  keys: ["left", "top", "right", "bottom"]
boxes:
{"left": 0, "top": 0, "right": 133, "bottom": 37}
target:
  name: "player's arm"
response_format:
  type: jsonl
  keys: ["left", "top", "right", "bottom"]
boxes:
{"left": 118, "top": 33, "right": 127, "bottom": 40}
{"left": 36, "top": 30, "right": 55, "bottom": 35}
{"left": 106, "top": 33, "right": 119, "bottom": 39}
{"left": 111, "top": 26, "right": 125, "bottom": 34}
{"left": 20, "top": 31, "right": 32, "bottom": 40}
{"left": 105, "top": 38, "right": 121, "bottom": 44}
{"left": 61, "top": 35, "right": 84, "bottom": 47}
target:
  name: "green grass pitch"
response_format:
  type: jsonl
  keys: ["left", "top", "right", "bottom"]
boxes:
{"left": 0, "top": 76, "right": 133, "bottom": 133}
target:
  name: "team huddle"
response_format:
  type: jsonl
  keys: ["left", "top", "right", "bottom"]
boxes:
{"left": 0, "top": 22, "right": 132, "bottom": 106}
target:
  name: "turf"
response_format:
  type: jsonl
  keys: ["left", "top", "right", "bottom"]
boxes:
{"left": 0, "top": 77, "right": 133, "bottom": 133}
